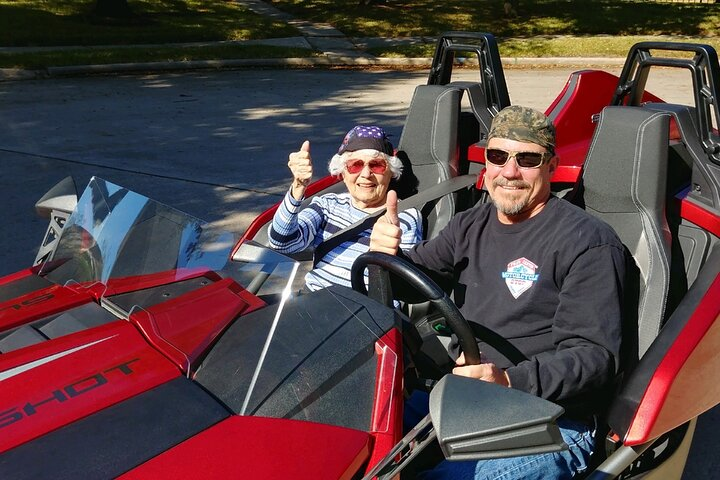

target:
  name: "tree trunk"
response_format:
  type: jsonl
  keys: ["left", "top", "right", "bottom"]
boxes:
{"left": 94, "top": 0, "right": 134, "bottom": 18}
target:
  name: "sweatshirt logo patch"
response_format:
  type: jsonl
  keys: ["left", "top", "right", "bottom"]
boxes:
{"left": 502, "top": 257, "right": 539, "bottom": 299}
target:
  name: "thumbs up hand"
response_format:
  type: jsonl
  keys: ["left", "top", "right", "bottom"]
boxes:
{"left": 370, "top": 190, "right": 402, "bottom": 255}
{"left": 384, "top": 189, "right": 400, "bottom": 227}
{"left": 289, "top": 140, "right": 313, "bottom": 200}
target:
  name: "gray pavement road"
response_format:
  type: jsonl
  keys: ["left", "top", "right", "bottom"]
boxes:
{"left": 0, "top": 66, "right": 717, "bottom": 478}
{"left": 3, "top": 67, "right": 593, "bottom": 272}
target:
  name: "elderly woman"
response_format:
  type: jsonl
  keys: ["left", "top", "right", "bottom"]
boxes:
{"left": 268, "top": 125, "right": 423, "bottom": 291}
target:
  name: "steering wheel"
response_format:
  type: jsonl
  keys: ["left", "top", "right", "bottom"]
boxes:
{"left": 351, "top": 251, "right": 482, "bottom": 365}
{"left": 352, "top": 251, "right": 530, "bottom": 368}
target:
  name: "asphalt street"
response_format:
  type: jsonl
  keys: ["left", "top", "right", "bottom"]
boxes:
{"left": 2, "top": 67, "right": 599, "bottom": 272}
{"left": 0, "top": 66, "right": 717, "bottom": 478}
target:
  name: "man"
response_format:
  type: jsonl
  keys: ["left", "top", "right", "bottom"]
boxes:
{"left": 268, "top": 125, "right": 422, "bottom": 291}
{"left": 370, "top": 106, "right": 626, "bottom": 479}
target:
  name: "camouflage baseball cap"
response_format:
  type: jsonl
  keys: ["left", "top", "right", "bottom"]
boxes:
{"left": 488, "top": 106, "right": 556, "bottom": 154}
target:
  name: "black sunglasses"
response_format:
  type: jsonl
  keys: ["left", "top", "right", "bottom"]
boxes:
{"left": 485, "top": 148, "right": 551, "bottom": 169}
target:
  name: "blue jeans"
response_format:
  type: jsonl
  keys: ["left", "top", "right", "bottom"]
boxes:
{"left": 406, "top": 391, "right": 595, "bottom": 480}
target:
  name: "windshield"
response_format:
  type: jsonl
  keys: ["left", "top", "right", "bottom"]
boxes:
{"left": 41, "top": 177, "right": 399, "bottom": 434}
{"left": 42, "top": 177, "right": 297, "bottom": 297}
{"left": 43, "top": 177, "right": 239, "bottom": 287}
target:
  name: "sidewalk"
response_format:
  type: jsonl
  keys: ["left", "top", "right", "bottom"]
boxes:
{"left": 0, "top": 0, "right": 627, "bottom": 81}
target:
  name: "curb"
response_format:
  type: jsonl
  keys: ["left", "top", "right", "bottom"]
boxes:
{"left": 0, "top": 68, "right": 48, "bottom": 81}
{"left": 502, "top": 57, "right": 626, "bottom": 66}
{"left": 0, "top": 55, "right": 628, "bottom": 81}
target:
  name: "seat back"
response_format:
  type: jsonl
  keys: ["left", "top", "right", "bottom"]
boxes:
{"left": 580, "top": 106, "right": 673, "bottom": 360}
{"left": 586, "top": 103, "right": 719, "bottom": 451}
{"left": 396, "top": 81, "right": 500, "bottom": 240}
{"left": 447, "top": 81, "right": 495, "bottom": 137}
{"left": 395, "top": 85, "right": 463, "bottom": 240}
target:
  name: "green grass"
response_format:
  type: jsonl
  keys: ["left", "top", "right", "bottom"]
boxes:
{"left": 1, "top": 0, "right": 719, "bottom": 69}
{"left": 0, "top": 0, "right": 300, "bottom": 47}
{"left": 267, "top": 0, "right": 719, "bottom": 38}
{"left": 369, "top": 35, "right": 720, "bottom": 59}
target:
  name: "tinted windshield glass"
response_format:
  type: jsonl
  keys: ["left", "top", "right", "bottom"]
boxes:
{"left": 42, "top": 177, "right": 234, "bottom": 287}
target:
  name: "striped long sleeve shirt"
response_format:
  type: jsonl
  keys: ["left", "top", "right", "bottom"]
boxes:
{"left": 268, "top": 190, "right": 423, "bottom": 291}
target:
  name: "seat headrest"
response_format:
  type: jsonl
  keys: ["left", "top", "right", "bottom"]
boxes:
{"left": 583, "top": 107, "right": 670, "bottom": 216}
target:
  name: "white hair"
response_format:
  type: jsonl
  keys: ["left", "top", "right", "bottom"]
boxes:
{"left": 327, "top": 150, "right": 403, "bottom": 179}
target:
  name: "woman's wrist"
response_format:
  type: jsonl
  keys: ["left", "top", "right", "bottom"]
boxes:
{"left": 291, "top": 181, "right": 306, "bottom": 200}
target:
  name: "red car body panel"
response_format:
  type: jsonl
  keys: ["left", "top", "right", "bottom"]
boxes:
{"left": 0, "top": 267, "right": 38, "bottom": 288}
{"left": 118, "top": 416, "right": 373, "bottom": 480}
{"left": 625, "top": 272, "right": 720, "bottom": 445}
{"left": 236, "top": 175, "right": 341, "bottom": 250}
{"left": 681, "top": 197, "right": 720, "bottom": 238}
{"left": 545, "top": 70, "right": 618, "bottom": 182}
{"left": 126, "top": 276, "right": 266, "bottom": 372}
{"left": 0, "top": 321, "right": 180, "bottom": 453}
{"left": 367, "top": 329, "right": 405, "bottom": 471}
{"left": 0, "top": 272, "right": 94, "bottom": 331}
{"left": 102, "top": 267, "right": 216, "bottom": 297}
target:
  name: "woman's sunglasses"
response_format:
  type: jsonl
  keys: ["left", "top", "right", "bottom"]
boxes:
{"left": 345, "top": 158, "right": 388, "bottom": 174}
{"left": 485, "top": 148, "right": 551, "bottom": 169}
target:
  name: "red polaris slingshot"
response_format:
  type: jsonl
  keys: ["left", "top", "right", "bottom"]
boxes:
{"left": 1, "top": 33, "right": 719, "bottom": 479}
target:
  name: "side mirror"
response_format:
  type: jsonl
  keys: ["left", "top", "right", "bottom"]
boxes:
{"left": 429, "top": 375, "right": 567, "bottom": 460}
{"left": 35, "top": 176, "right": 78, "bottom": 219}
{"left": 34, "top": 177, "right": 78, "bottom": 265}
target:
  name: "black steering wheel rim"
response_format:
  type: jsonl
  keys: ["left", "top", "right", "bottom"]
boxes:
{"left": 351, "top": 251, "right": 482, "bottom": 365}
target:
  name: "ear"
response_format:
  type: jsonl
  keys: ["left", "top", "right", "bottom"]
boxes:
{"left": 547, "top": 155, "right": 559, "bottom": 175}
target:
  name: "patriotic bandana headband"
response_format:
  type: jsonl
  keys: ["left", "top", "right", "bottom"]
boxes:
{"left": 337, "top": 125, "right": 394, "bottom": 156}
